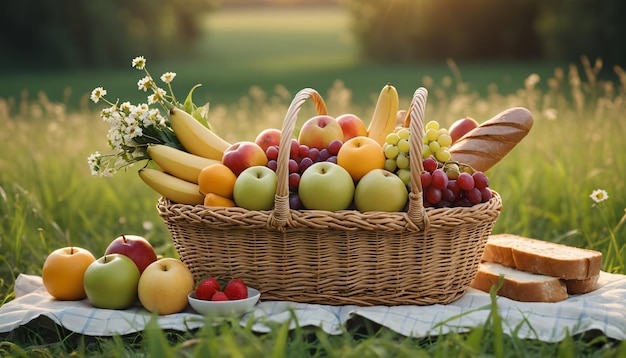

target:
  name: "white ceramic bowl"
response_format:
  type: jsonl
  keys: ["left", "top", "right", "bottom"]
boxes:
{"left": 188, "top": 287, "right": 260, "bottom": 316}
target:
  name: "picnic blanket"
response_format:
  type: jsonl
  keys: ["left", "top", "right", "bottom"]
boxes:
{"left": 1, "top": 272, "right": 625, "bottom": 342}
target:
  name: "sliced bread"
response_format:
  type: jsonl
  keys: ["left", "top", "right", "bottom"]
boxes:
{"left": 565, "top": 274, "right": 600, "bottom": 294}
{"left": 482, "top": 234, "right": 602, "bottom": 280}
{"left": 470, "top": 262, "right": 568, "bottom": 302}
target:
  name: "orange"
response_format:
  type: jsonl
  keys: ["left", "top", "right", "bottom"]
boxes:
{"left": 203, "top": 193, "right": 236, "bottom": 207}
{"left": 42, "top": 246, "right": 96, "bottom": 300}
{"left": 336, "top": 136, "right": 385, "bottom": 182}
{"left": 197, "top": 163, "right": 237, "bottom": 198}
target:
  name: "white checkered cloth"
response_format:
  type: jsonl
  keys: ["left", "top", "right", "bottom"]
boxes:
{"left": 1, "top": 273, "right": 625, "bottom": 342}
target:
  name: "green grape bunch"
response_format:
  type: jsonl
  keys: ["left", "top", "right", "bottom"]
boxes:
{"left": 381, "top": 121, "right": 453, "bottom": 189}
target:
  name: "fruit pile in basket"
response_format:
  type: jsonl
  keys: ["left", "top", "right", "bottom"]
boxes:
{"left": 89, "top": 57, "right": 533, "bottom": 212}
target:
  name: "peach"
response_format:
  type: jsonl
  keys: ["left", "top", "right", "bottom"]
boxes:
{"left": 221, "top": 141, "right": 268, "bottom": 176}
{"left": 254, "top": 128, "right": 281, "bottom": 153}
{"left": 449, "top": 117, "right": 479, "bottom": 144}
{"left": 42, "top": 246, "right": 96, "bottom": 300}
{"left": 297, "top": 115, "right": 344, "bottom": 150}
{"left": 336, "top": 114, "right": 368, "bottom": 141}
{"left": 198, "top": 163, "right": 238, "bottom": 198}
{"left": 336, "top": 136, "right": 386, "bottom": 182}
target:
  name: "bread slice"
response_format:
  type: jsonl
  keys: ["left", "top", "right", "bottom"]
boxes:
{"left": 482, "top": 234, "right": 602, "bottom": 280}
{"left": 565, "top": 274, "right": 600, "bottom": 294}
{"left": 471, "top": 262, "right": 568, "bottom": 302}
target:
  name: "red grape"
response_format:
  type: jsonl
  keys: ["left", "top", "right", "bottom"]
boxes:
{"left": 423, "top": 158, "right": 438, "bottom": 173}
{"left": 431, "top": 169, "right": 448, "bottom": 190}
{"left": 480, "top": 187, "right": 493, "bottom": 202}
{"left": 265, "top": 145, "right": 279, "bottom": 161}
{"left": 472, "top": 171, "right": 489, "bottom": 189}
{"left": 425, "top": 186, "right": 442, "bottom": 205}
{"left": 289, "top": 192, "right": 302, "bottom": 210}
{"left": 457, "top": 172, "right": 475, "bottom": 191}
{"left": 288, "top": 173, "right": 300, "bottom": 190}
{"left": 308, "top": 147, "right": 320, "bottom": 162}
{"left": 267, "top": 160, "right": 278, "bottom": 172}
{"left": 289, "top": 139, "right": 300, "bottom": 159}
{"left": 454, "top": 197, "right": 472, "bottom": 207}
{"left": 447, "top": 180, "right": 461, "bottom": 198}
{"left": 464, "top": 188, "right": 482, "bottom": 205}
{"left": 442, "top": 187, "right": 456, "bottom": 202}
{"left": 298, "top": 144, "right": 310, "bottom": 158}
{"left": 328, "top": 140, "right": 343, "bottom": 156}
{"left": 327, "top": 155, "right": 338, "bottom": 164}
{"left": 299, "top": 157, "right": 314, "bottom": 173}
{"left": 420, "top": 171, "right": 432, "bottom": 187}
{"left": 319, "top": 148, "right": 331, "bottom": 161}
{"left": 288, "top": 159, "right": 299, "bottom": 173}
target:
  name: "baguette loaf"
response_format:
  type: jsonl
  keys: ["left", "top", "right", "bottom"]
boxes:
{"left": 471, "top": 262, "right": 568, "bottom": 302}
{"left": 449, "top": 107, "right": 533, "bottom": 172}
{"left": 482, "top": 234, "right": 602, "bottom": 280}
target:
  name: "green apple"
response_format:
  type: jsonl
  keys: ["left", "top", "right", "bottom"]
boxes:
{"left": 354, "top": 169, "right": 408, "bottom": 212}
{"left": 83, "top": 254, "right": 140, "bottom": 309}
{"left": 233, "top": 165, "right": 277, "bottom": 210}
{"left": 298, "top": 162, "right": 355, "bottom": 211}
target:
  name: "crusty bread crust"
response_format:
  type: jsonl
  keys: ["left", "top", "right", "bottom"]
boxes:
{"left": 471, "top": 262, "right": 568, "bottom": 302}
{"left": 449, "top": 107, "right": 533, "bottom": 172}
{"left": 565, "top": 274, "right": 600, "bottom": 294}
{"left": 482, "top": 234, "right": 602, "bottom": 280}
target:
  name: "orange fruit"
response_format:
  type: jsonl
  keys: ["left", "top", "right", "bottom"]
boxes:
{"left": 42, "top": 246, "right": 96, "bottom": 300}
{"left": 197, "top": 163, "right": 237, "bottom": 198}
{"left": 203, "top": 193, "right": 236, "bottom": 207}
{"left": 336, "top": 136, "right": 385, "bottom": 182}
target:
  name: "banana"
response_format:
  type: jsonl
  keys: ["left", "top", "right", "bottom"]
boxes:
{"left": 168, "top": 107, "right": 231, "bottom": 160}
{"left": 367, "top": 83, "right": 400, "bottom": 146}
{"left": 147, "top": 144, "right": 219, "bottom": 184}
{"left": 138, "top": 168, "right": 204, "bottom": 205}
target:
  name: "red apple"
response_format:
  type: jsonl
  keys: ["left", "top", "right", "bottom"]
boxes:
{"left": 297, "top": 115, "right": 344, "bottom": 150}
{"left": 221, "top": 141, "right": 269, "bottom": 176}
{"left": 336, "top": 114, "right": 367, "bottom": 141}
{"left": 104, "top": 234, "right": 158, "bottom": 274}
{"left": 449, "top": 117, "right": 479, "bottom": 144}
{"left": 254, "top": 128, "right": 282, "bottom": 153}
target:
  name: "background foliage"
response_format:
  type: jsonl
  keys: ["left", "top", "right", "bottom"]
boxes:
{"left": 0, "top": 0, "right": 218, "bottom": 69}
{"left": 343, "top": 0, "right": 626, "bottom": 65}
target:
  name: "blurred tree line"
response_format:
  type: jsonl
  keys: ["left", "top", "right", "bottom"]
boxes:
{"left": 0, "top": 0, "right": 218, "bottom": 70}
{"left": 2, "top": 0, "right": 624, "bottom": 70}
{"left": 342, "top": 0, "right": 626, "bottom": 66}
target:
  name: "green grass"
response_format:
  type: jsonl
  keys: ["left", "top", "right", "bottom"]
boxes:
{"left": 1, "top": 5, "right": 626, "bottom": 357}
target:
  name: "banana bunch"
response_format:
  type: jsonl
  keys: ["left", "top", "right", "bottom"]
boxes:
{"left": 138, "top": 108, "right": 233, "bottom": 205}
{"left": 367, "top": 83, "right": 399, "bottom": 146}
{"left": 139, "top": 168, "right": 204, "bottom": 205}
{"left": 169, "top": 107, "right": 231, "bottom": 161}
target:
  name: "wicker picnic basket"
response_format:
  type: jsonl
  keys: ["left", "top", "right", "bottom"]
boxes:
{"left": 157, "top": 87, "right": 502, "bottom": 306}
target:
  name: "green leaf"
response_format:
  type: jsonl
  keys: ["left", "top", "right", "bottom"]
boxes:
{"left": 192, "top": 103, "right": 211, "bottom": 130}
{"left": 182, "top": 84, "right": 211, "bottom": 129}
{"left": 183, "top": 84, "right": 202, "bottom": 114}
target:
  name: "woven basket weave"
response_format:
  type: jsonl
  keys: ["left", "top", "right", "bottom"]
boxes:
{"left": 158, "top": 87, "right": 502, "bottom": 306}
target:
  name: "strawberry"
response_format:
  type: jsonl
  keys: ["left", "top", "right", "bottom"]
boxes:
{"left": 223, "top": 279, "right": 248, "bottom": 300}
{"left": 211, "top": 291, "right": 229, "bottom": 301}
{"left": 195, "top": 277, "right": 221, "bottom": 300}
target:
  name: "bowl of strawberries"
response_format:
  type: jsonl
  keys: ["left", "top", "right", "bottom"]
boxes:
{"left": 188, "top": 277, "right": 260, "bottom": 316}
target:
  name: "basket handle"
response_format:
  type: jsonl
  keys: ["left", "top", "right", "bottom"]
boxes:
{"left": 270, "top": 88, "right": 328, "bottom": 228}
{"left": 407, "top": 87, "right": 429, "bottom": 230}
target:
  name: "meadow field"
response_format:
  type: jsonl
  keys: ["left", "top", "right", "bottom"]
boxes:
{"left": 1, "top": 6, "right": 625, "bottom": 357}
